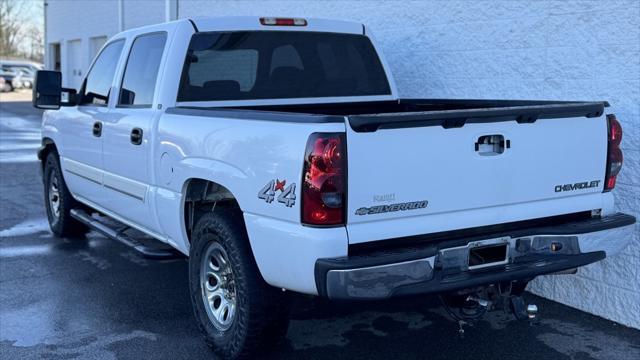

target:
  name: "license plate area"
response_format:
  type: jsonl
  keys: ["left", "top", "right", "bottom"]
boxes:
{"left": 468, "top": 242, "right": 508, "bottom": 270}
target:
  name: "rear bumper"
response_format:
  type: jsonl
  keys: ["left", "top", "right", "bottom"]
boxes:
{"left": 315, "top": 213, "right": 635, "bottom": 300}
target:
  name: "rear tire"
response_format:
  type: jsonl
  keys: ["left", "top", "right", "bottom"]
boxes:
{"left": 189, "top": 210, "right": 290, "bottom": 360}
{"left": 43, "top": 152, "right": 88, "bottom": 237}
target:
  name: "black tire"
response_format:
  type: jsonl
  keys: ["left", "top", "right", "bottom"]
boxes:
{"left": 189, "top": 210, "right": 290, "bottom": 360}
{"left": 43, "top": 151, "right": 88, "bottom": 237}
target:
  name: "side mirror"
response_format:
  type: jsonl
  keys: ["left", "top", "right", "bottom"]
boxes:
{"left": 32, "top": 70, "right": 78, "bottom": 109}
{"left": 33, "top": 70, "right": 62, "bottom": 109}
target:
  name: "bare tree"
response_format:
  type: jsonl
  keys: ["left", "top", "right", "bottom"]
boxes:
{"left": 25, "top": 24, "right": 43, "bottom": 62}
{"left": 0, "top": 0, "right": 43, "bottom": 61}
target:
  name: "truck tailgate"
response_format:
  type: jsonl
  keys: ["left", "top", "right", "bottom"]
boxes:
{"left": 345, "top": 103, "right": 609, "bottom": 244}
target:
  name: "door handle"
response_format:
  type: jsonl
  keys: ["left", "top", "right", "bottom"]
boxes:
{"left": 130, "top": 127, "right": 143, "bottom": 145}
{"left": 92, "top": 121, "right": 102, "bottom": 137}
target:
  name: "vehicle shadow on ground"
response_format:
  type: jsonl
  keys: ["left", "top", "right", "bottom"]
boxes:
{"left": 265, "top": 295, "right": 559, "bottom": 359}
{"left": 264, "top": 292, "right": 640, "bottom": 360}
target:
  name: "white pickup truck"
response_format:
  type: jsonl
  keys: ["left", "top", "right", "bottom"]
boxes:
{"left": 33, "top": 16, "right": 635, "bottom": 359}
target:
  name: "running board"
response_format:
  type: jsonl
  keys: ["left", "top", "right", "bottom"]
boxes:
{"left": 70, "top": 209, "right": 182, "bottom": 260}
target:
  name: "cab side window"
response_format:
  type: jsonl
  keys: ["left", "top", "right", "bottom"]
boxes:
{"left": 80, "top": 40, "right": 125, "bottom": 106}
{"left": 118, "top": 33, "right": 167, "bottom": 107}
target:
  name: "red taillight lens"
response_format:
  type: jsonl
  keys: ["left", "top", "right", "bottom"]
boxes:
{"left": 604, "top": 114, "right": 624, "bottom": 192}
{"left": 302, "top": 133, "right": 346, "bottom": 226}
{"left": 609, "top": 116, "right": 623, "bottom": 146}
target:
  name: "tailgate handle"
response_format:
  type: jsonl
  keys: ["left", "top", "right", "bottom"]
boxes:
{"left": 475, "top": 135, "right": 509, "bottom": 156}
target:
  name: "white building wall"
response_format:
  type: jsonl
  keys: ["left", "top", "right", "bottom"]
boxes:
{"left": 45, "top": 0, "right": 119, "bottom": 87}
{"left": 123, "top": 0, "right": 166, "bottom": 30}
{"left": 45, "top": 0, "right": 640, "bottom": 328}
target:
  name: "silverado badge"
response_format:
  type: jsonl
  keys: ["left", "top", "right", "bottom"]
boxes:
{"left": 355, "top": 200, "right": 428, "bottom": 216}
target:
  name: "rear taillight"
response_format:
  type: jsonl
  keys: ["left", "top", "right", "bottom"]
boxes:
{"left": 301, "top": 133, "right": 346, "bottom": 226}
{"left": 604, "top": 114, "right": 623, "bottom": 192}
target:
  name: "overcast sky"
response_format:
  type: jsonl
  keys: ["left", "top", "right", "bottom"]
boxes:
{"left": 27, "top": 0, "right": 44, "bottom": 29}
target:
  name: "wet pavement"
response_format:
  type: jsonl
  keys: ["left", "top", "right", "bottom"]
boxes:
{"left": 1, "top": 101, "right": 640, "bottom": 359}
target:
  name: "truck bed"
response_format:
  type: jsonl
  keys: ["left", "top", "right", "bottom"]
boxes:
{"left": 169, "top": 98, "right": 611, "bottom": 245}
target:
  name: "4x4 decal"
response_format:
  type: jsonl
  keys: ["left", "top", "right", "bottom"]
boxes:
{"left": 258, "top": 179, "right": 296, "bottom": 207}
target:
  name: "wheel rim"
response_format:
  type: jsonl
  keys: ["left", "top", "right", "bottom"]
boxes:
{"left": 201, "top": 241, "right": 237, "bottom": 331}
{"left": 48, "top": 170, "right": 61, "bottom": 220}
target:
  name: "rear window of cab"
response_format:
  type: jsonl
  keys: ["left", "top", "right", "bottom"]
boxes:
{"left": 177, "top": 31, "right": 391, "bottom": 102}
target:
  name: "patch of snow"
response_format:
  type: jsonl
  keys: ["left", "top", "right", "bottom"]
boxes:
{"left": 0, "top": 218, "right": 51, "bottom": 238}
{"left": 0, "top": 114, "right": 42, "bottom": 163}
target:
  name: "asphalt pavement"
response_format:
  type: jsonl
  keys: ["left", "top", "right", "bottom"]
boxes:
{"left": 1, "top": 100, "right": 639, "bottom": 360}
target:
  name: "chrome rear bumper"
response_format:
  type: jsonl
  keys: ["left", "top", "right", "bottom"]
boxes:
{"left": 316, "top": 213, "right": 635, "bottom": 300}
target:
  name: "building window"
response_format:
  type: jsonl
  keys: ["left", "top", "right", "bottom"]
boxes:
{"left": 49, "top": 43, "right": 61, "bottom": 71}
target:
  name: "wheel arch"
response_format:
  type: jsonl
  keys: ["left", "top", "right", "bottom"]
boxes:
{"left": 181, "top": 177, "right": 242, "bottom": 244}
{"left": 38, "top": 137, "right": 58, "bottom": 172}
{"left": 180, "top": 177, "right": 279, "bottom": 296}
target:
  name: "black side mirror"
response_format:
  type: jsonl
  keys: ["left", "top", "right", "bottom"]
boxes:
{"left": 33, "top": 70, "right": 62, "bottom": 109}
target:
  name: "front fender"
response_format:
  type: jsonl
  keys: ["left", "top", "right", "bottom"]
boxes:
{"left": 41, "top": 110, "right": 63, "bottom": 155}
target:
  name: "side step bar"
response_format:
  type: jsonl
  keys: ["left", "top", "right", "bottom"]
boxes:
{"left": 70, "top": 209, "right": 182, "bottom": 260}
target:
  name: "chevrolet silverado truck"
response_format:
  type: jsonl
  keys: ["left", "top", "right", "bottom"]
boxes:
{"left": 33, "top": 16, "right": 635, "bottom": 359}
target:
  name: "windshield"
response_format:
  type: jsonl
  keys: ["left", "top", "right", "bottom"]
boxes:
{"left": 177, "top": 31, "right": 391, "bottom": 102}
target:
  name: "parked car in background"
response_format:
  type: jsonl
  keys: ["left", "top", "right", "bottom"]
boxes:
{"left": 10, "top": 71, "right": 24, "bottom": 90}
{"left": 32, "top": 17, "right": 636, "bottom": 360}
{"left": 0, "top": 76, "right": 6, "bottom": 92}
{"left": 2, "top": 60, "right": 42, "bottom": 89}
{"left": 0, "top": 59, "right": 43, "bottom": 73}
{"left": 0, "top": 70, "right": 21, "bottom": 92}
{"left": 12, "top": 67, "right": 35, "bottom": 88}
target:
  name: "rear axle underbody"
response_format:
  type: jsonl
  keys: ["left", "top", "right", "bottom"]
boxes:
{"left": 439, "top": 281, "right": 539, "bottom": 336}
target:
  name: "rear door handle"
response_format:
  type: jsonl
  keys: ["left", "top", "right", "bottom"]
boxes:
{"left": 130, "top": 127, "right": 143, "bottom": 145}
{"left": 92, "top": 121, "right": 102, "bottom": 137}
